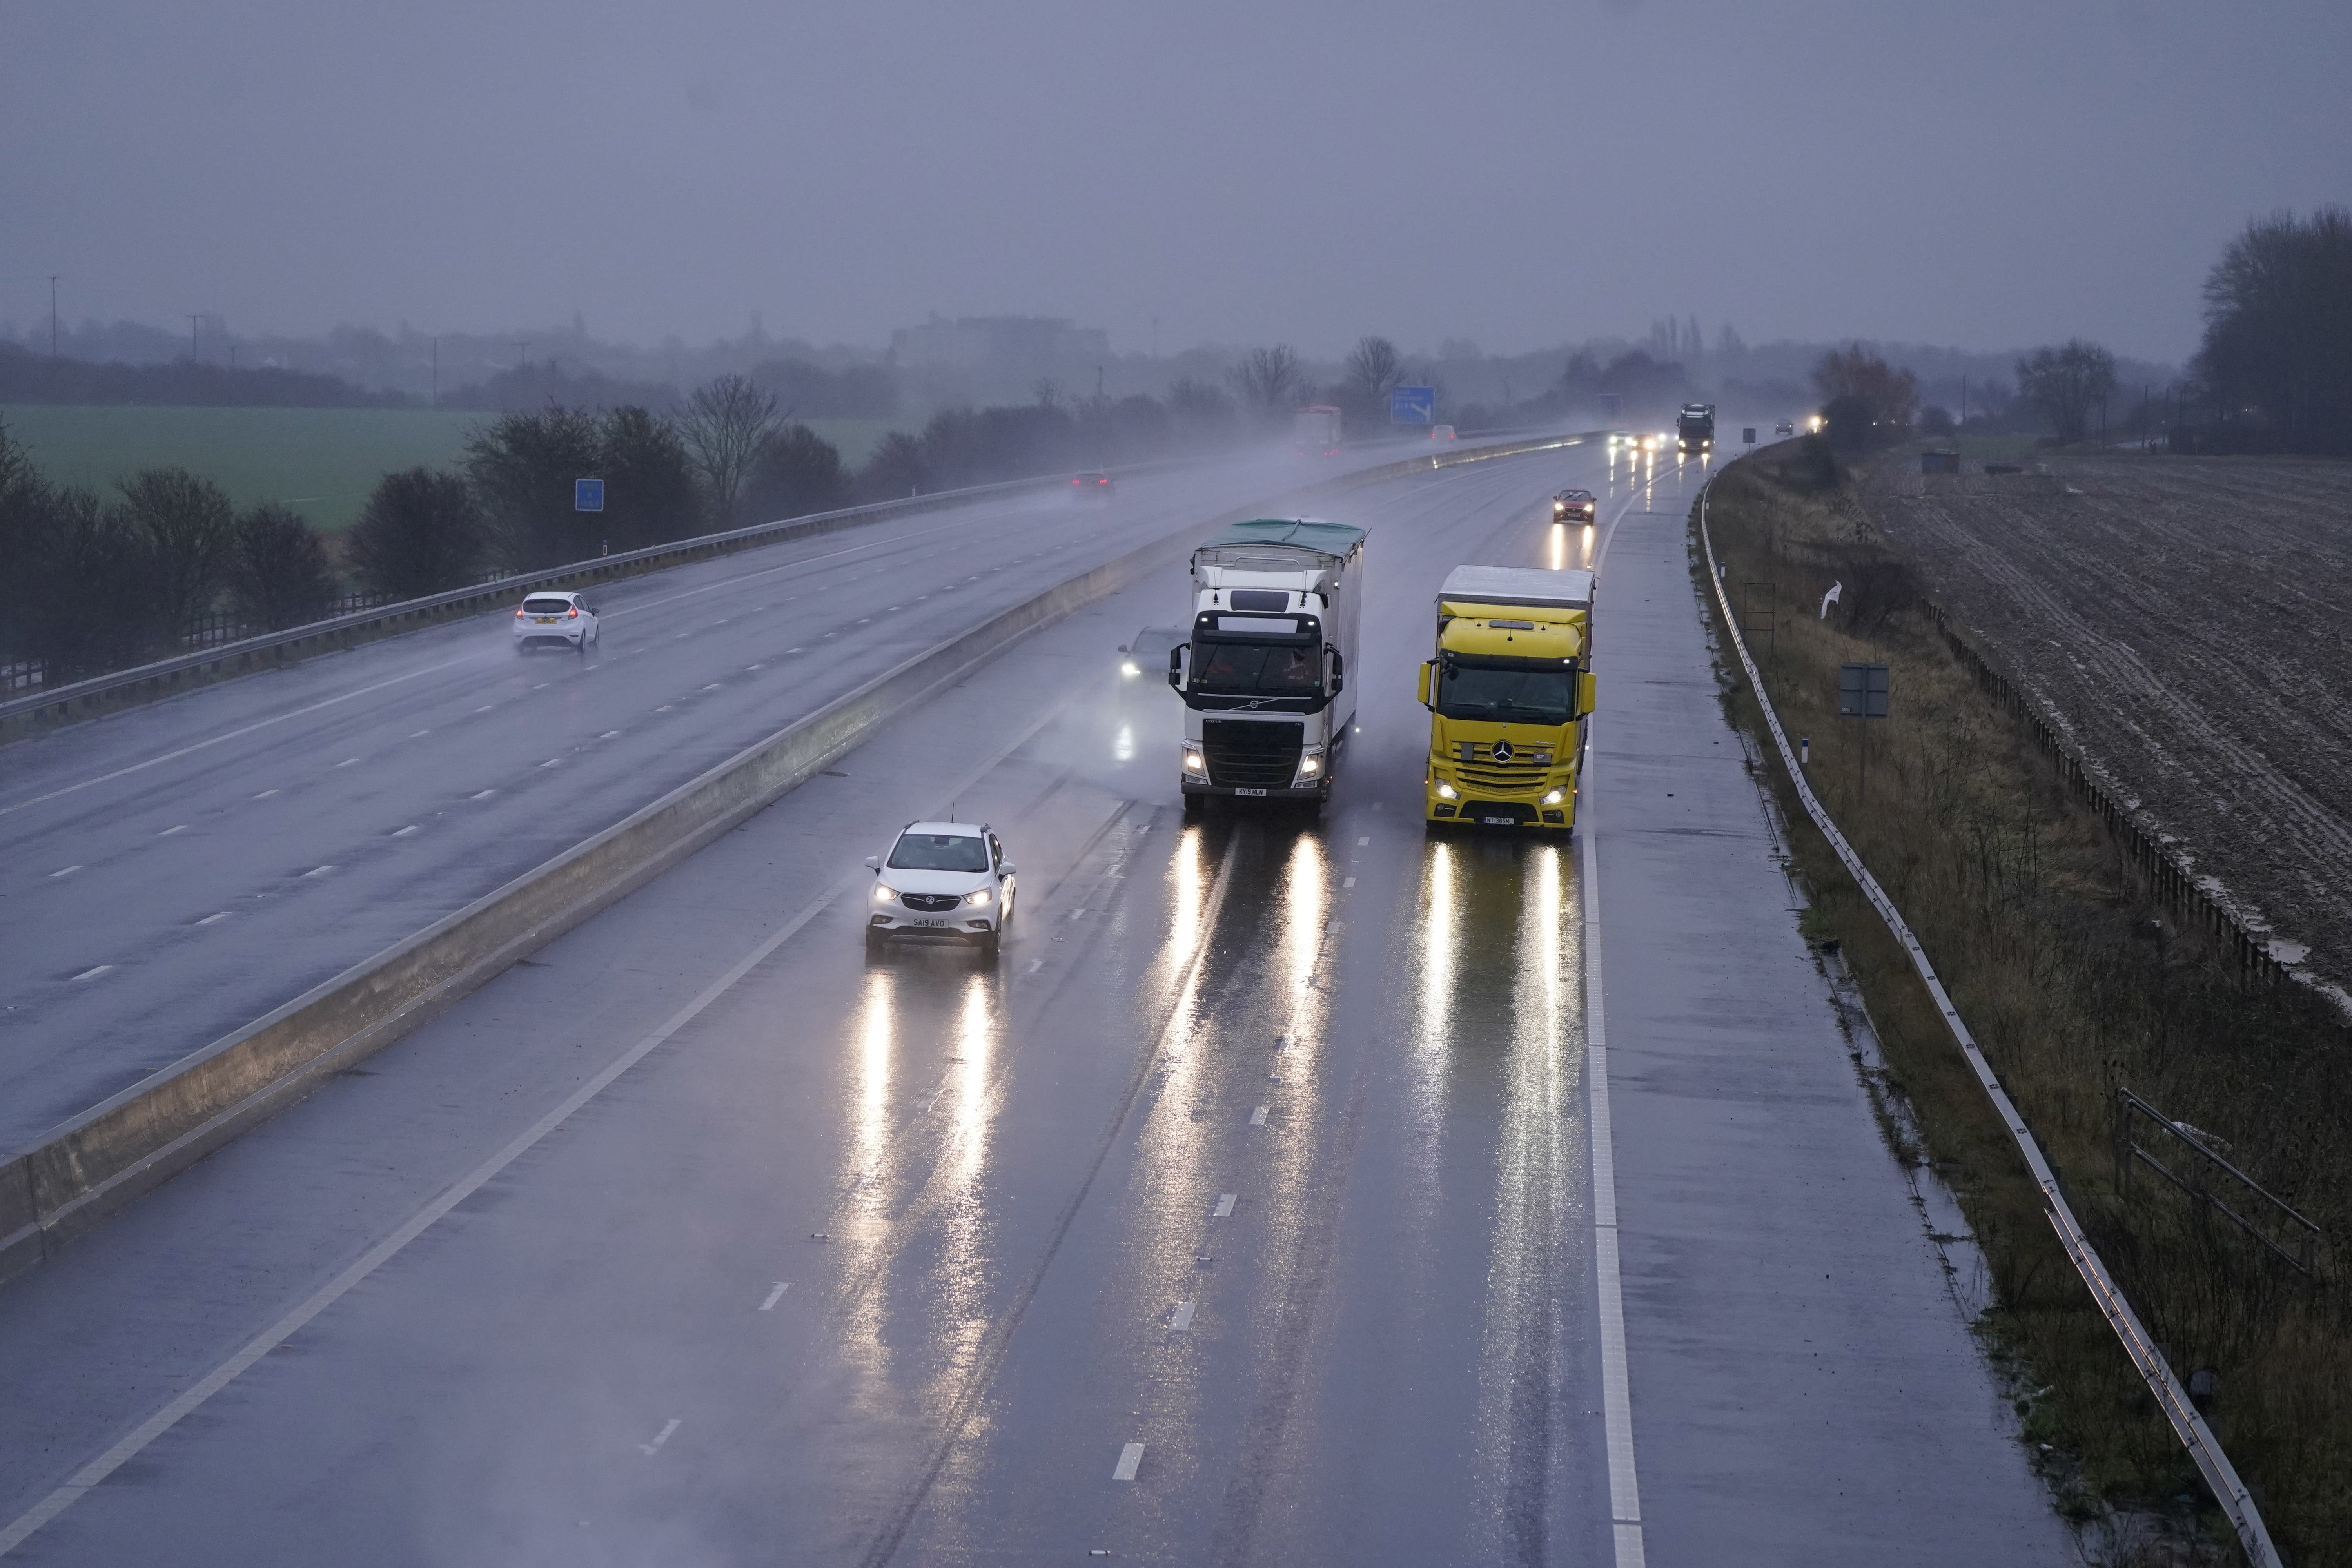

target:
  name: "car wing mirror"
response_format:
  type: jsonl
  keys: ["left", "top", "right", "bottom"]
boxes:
{"left": 998, "top": 862, "right": 1017, "bottom": 878}
{"left": 863, "top": 855, "right": 881, "bottom": 870}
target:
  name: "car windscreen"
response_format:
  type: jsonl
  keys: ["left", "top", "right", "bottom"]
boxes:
{"left": 1437, "top": 661, "right": 1574, "bottom": 725}
{"left": 522, "top": 598, "right": 573, "bottom": 614}
{"left": 887, "top": 833, "right": 991, "bottom": 872}
{"left": 1193, "top": 639, "right": 1320, "bottom": 696}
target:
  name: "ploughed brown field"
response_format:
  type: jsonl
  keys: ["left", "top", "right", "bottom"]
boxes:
{"left": 1865, "top": 451, "right": 2352, "bottom": 1005}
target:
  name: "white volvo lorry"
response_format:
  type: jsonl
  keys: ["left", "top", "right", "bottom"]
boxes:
{"left": 1169, "top": 518, "right": 1366, "bottom": 811}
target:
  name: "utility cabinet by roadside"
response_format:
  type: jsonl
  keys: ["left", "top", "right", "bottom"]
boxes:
{"left": 1170, "top": 518, "right": 1365, "bottom": 811}
{"left": 1418, "top": 564, "right": 1597, "bottom": 831}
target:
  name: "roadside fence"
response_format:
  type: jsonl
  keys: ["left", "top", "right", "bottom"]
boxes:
{"left": 1929, "top": 607, "right": 2289, "bottom": 987}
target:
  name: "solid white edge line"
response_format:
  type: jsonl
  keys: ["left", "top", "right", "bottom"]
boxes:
{"left": 1586, "top": 487, "right": 1647, "bottom": 1566}
{"left": 0, "top": 684, "right": 1081, "bottom": 1559}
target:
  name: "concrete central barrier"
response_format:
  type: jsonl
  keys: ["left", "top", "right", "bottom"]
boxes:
{"left": 0, "top": 430, "right": 1581, "bottom": 1285}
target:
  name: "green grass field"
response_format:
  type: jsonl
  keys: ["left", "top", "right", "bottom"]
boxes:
{"left": 0, "top": 405, "right": 486, "bottom": 533}
{"left": 0, "top": 406, "right": 902, "bottom": 533}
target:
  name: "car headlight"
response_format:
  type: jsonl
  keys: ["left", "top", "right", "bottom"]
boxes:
{"left": 965, "top": 887, "right": 992, "bottom": 907}
{"left": 1434, "top": 781, "right": 1458, "bottom": 800}
{"left": 1542, "top": 788, "right": 1565, "bottom": 806}
{"left": 873, "top": 882, "right": 896, "bottom": 903}
{"left": 1298, "top": 755, "right": 1319, "bottom": 775}
{"left": 1120, "top": 661, "right": 1139, "bottom": 677}
{"left": 1183, "top": 751, "right": 1205, "bottom": 772}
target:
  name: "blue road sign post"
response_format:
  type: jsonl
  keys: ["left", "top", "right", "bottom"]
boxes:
{"left": 1389, "top": 385, "right": 1435, "bottom": 425}
{"left": 575, "top": 478, "right": 605, "bottom": 512}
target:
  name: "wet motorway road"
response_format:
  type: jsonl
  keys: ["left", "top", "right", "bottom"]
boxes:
{"left": 0, "top": 441, "right": 1443, "bottom": 1152}
{"left": 0, "top": 444, "right": 2069, "bottom": 1564}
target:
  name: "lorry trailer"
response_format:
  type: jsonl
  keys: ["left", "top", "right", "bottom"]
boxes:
{"left": 1171, "top": 518, "right": 1365, "bottom": 809}
{"left": 1419, "top": 564, "right": 1596, "bottom": 831}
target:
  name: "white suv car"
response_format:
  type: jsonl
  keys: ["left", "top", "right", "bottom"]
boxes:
{"left": 865, "top": 822, "right": 1017, "bottom": 958}
{"left": 513, "top": 591, "right": 600, "bottom": 650}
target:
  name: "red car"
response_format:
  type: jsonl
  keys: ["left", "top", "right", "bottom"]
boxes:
{"left": 1070, "top": 470, "right": 1116, "bottom": 500}
{"left": 1551, "top": 488, "right": 1596, "bottom": 524}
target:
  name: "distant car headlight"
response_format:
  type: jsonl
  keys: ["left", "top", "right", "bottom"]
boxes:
{"left": 1434, "top": 781, "right": 1458, "bottom": 800}
{"left": 965, "top": 887, "right": 992, "bottom": 907}
{"left": 1183, "top": 751, "right": 1206, "bottom": 773}
{"left": 1542, "top": 788, "right": 1565, "bottom": 806}
{"left": 873, "top": 882, "right": 897, "bottom": 903}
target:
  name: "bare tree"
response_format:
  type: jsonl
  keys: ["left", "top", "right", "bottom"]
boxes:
{"left": 2194, "top": 205, "right": 2352, "bottom": 452}
{"left": 1227, "top": 345, "right": 1305, "bottom": 422}
{"left": 679, "top": 374, "right": 782, "bottom": 527}
{"left": 2015, "top": 340, "right": 2118, "bottom": 444}
{"left": 1344, "top": 336, "right": 1403, "bottom": 414}
{"left": 117, "top": 467, "right": 234, "bottom": 636}
{"left": 224, "top": 503, "right": 336, "bottom": 630}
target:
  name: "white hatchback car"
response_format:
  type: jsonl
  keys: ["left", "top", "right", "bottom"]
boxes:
{"left": 864, "top": 822, "right": 1016, "bottom": 958}
{"left": 513, "top": 591, "right": 600, "bottom": 650}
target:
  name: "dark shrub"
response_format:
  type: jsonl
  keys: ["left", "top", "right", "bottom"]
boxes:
{"left": 225, "top": 504, "right": 337, "bottom": 630}
{"left": 117, "top": 467, "right": 234, "bottom": 634}
{"left": 348, "top": 468, "right": 482, "bottom": 599}
{"left": 741, "top": 424, "right": 849, "bottom": 522}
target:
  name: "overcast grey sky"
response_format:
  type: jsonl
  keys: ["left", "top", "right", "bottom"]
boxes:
{"left": 5, "top": 0, "right": 2345, "bottom": 362}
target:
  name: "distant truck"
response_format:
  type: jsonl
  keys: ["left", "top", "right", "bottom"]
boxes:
{"left": 1293, "top": 405, "right": 1343, "bottom": 456}
{"left": 1676, "top": 403, "right": 1716, "bottom": 452}
{"left": 1171, "top": 518, "right": 1365, "bottom": 811}
{"left": 1418, "top": 565, "right": 1596, "bottom": 831}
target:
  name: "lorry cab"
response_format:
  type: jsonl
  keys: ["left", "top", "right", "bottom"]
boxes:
{"left": 1419, "top": 566, "right": 1595, "bottom": 831}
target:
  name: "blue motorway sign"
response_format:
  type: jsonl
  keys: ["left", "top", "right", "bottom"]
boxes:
{"left": 575, "top": 477, "right": 605, "bottom": 512}
{"left": 1390, "top": 385, "right": 1435, "bottom": 425}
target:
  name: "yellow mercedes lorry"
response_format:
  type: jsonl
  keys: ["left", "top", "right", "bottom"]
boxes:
{"left": 1418, "top": 564, "right": 1596, "bottom": 831}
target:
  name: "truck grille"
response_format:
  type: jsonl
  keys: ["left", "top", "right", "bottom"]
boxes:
{"left": 1452, "top": 741, "right": 1546, "bottom": 790}
{"left": 1203, "top": 719, "right": 1304, "bottom": 787}
{"left": 900, "top": 893, "right": 961, "bottom": 913}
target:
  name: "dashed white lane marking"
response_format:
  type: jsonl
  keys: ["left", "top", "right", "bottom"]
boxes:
{"left": 1169, "top": 1302, "right": 1195, "bottom": 1332}
{"left": 252, "top": 789, "right": 280, "bottom": 799}
{"left": 1357, "top": 836, "right": 1369, "bottom": 846}
{"left": 701, "top": 684, "right": 721, "bottom": 692}
{"left": 70, "top": 965, "right": 113, "bottom": 982}
{"left": 1342, "top": 877, "right": 1356, "bottom": 889}
{"left": 1580, "top": 749, "right": 1647, "bottom": 1568}
{"left": 470, "top": 789, "right": 498, "bottom": 800}
{"left": 1112, "top": 1443, "right": 1145, "bottom": 1482}
{"left": 301, "top": 865, "right": 335, "bottom": 878}
{"left": 407, "top": 730, "right": 431, "bottom": 738}
{"left": 638, "top": 1419, "right": 680, "bottom": 1457}
{"left": 786, "top": 647, "right": 803, "bottom": 653}
{"left": 539, "top": 759, "right": 562, "bottom": 768}
{"left": 0, "top": 688, "right": 1089, "bottom": 1562}
{"left": 654, "top": 704, "right": 673, "bottom": 712}
{"left": 0, "top": 655, "right": 476, "bottom": 818}
{"left": 758, "top": 1283, "right": 789, "bottom": 1312}
{"left": 531, "top": 682, "right": 549, "bottom": 690}
{"left": 336, "top": 757, "right": 360, "bottom": 768}
{"left": 746, "top": 664, "right": 762, "bottom": 671}
{"left": 1212, "top": 1194, "right": 1236, "bottom": 1218}
{"left": 50, "top": 866, "right": 82, "bottom": 878}
{"left": 598, "top": 731, "right": 621, "bottom": 739}
{"left": 1249, "top": 1105, "right": 1267, "bottom": 1126}
{"left": 392, "top": 825, "right": 420, "bottom": 838}
{"left": 474, "top": 706, "right": 493, "bottom": 713}
{"left": 196, "top": 912, "right": 231, "bottom": 926}
{"left": 1024, "top": 959, "right": 1043, "bottom": 974}
{"left": 158, "top": 824, "right": 188, "bottom": 837}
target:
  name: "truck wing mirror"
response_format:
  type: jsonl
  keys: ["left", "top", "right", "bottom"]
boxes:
{"left": 1417, "top": 661, "right": 1434, "bottom": 709}
{"left": 1577, "top": 670, "right": 1598, "bottom": 718}
{"left": 1325, "top": 644, "right": 1344, "bottom": 695}
{"left": 1167, "top": 642, "right": 1188, "bottom": 690}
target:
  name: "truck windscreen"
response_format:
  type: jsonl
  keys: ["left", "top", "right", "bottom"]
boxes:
{"left": 1194, "top": 640, "right": 1320, "bottom": 696}
{"left": 1437, "top": 662, "right": 1574, "bottom": 724}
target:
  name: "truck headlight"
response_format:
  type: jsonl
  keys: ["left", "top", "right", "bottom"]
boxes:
{"left": 1541, "top": 788, "right": 1565, "bottom": 806}
{"left": 965, "top": 887, "right": 993, "bottom": 907}
{"left": 1298, "top": 755, "right": 1319, "bottom": 775}
{"left": 873, "top": 882, "right": 897, "bottom": 903}
{"left": 1434, "top": 781, "right": 1458, "bottom": 800}
{"left": 1183, "top": 751, "right": 1205, "bottom": 773}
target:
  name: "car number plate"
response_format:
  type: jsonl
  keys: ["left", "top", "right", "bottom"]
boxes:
{"left": 534, "top": 616, "right": 557, "bottom": 623}
{"left": 1235, "top": 788, "right": 1268, "bottom": 797}
{"left": 911, "top": 918, "right": 949, "bottom": 927}
{"left": 1482, "top": 815, "right": 1516, "bottom": 826}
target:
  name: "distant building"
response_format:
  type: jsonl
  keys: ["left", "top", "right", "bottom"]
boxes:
{"left": 890, "top": 315, "right": 1111, "bottom": 377}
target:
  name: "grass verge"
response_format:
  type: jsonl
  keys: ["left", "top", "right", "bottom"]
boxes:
{"left": 1695, "top": 441, "right": 2352, "bottom": 1564}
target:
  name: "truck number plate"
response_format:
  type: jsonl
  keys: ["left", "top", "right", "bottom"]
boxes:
{"left": 1481, "top": 815, "right": 1516, "bottom": 826}
{"left": 1235, "top": 788, "right": 1268, "bottom": 797}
